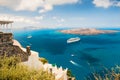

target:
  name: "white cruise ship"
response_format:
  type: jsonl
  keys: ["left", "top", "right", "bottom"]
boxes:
{"left": 67, "top": 37, "right": 80, "bottom": 43}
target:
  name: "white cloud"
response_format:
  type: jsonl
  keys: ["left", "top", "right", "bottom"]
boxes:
{"left": 39, "top": 0, "right": 79, "bottom": 13}
{"left": 0, "top": 14, "right": 41, "bottom": 29}
{"left": 0, "top": 14, "right": 66, "bottom": 29}
{"left": 39, "top": 4, "right": 53, "bottom": 13}
{"left": 93, "top": 0, "right": 120, "bottom": 8}
{"left": 50, "top": 16, "right": 66, "bottom": 27}
{"left": 61, "top": 18, "right": 65, "bottom": 22}
{"left": 0, "top": 0, "right": 79, "bottom": 13}
{"left": 0, "top": 0, "right": 20, "bottom": 9}
{"left": 93, "top": 0, "right": 112, "bottom": 8}
{"left": 52, "top": 16, "right": 57, "bottom": 20}
{"left": 52, "top": 16, "right": 65, "bottom": 23}
{"left": 35, "top": 16, "right": 44, "bottom": 20}
{"left": 16, "top": 0, "right": 43, "bottom": 11}
{"left": 59, "top": 18, "right": 65, "bottom": 22}
{"left": 114, "top": 1, "right": 120, "bottom": 7}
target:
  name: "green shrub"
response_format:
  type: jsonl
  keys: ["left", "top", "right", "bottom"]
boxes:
{"left": 0, "top": 56, "right": 55, "bottom": 80}
{"left": 39, "top": 58, "right": 48, "bottom": 64}
{"left": 67, "top": 69, "right": 74, "bottom": 77}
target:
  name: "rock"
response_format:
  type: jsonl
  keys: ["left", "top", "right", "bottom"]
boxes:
{"left": 0, "top": 32, "right": 29, "bottom": 62}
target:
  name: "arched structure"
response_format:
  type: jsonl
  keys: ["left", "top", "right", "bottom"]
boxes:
{"left": 0, "top": 21, "right": 13, "bottom": 46}
{"left": 0, "top": 20, "right": 13, "bottom": 32}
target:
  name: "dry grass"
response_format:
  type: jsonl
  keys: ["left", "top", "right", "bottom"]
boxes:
{"left": 86, "top": 66, "right": 120, "bottom": 80}
{"left": 0, "top": 55, "right": 55, "bottom": 80}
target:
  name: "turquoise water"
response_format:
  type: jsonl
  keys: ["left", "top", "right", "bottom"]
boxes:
{"left": 14, "top": 28, "right": 120, "bottom": 80}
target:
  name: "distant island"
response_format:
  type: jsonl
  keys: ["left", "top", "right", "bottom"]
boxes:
{"left": 59, "top": 28, "right": 119, "bottom": 35}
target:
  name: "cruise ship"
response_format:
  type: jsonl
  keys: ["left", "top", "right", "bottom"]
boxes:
{"left": 67, "top": 37, "right": 80, "bottom": 43}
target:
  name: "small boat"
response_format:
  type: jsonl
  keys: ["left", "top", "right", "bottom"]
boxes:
{"left": 67, "top": 37, "right": 80, "bottom": 43}
{"left": 71, "top": 54, "right": 75, "bottom": 57}
{"left": 27, "top": 35, "right": 32, "bottom": 39}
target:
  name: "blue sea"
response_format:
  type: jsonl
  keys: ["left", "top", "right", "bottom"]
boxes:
{"left": 14, "top": 28, "right": 120, "bottom": 80}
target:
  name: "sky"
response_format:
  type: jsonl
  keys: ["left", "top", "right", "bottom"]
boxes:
{"left": 0, "top": 0, "right": 120, "bottom": 29}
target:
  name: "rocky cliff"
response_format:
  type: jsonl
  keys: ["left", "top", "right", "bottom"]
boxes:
{"left": 0, "top": 32, "right": 29, "bottom": 61}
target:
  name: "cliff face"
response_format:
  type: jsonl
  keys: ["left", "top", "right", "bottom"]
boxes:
{"left": 0, "top": 32, "right": 29, "bottom": 61}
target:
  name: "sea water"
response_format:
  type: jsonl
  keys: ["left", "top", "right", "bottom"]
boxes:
{"left": 14, "top": 28, "right": 120, "bottom": 80}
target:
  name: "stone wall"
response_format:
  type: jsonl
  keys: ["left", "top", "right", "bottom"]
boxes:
{"left": 0, "top": 32, "right": 13, "bottom": 46}
{"left": 0, "top": 32, "right": 29, "bottom": 61}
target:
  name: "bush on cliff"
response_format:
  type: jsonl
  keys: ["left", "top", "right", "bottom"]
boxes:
{"left": 87, "top": 66, "right": 120, "bottom": 80}
{"left": 39, "top": 57, "right": 48, "bottom": 64}
{"left": 0, "top": 56, "right": 55, "bottom": 80}
{"left": 67, "top": 70, "right": 74, "bottom": 77}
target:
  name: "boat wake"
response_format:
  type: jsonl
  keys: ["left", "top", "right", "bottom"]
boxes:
{"left": 27, "top": 35, "right": 32, "bottom": 39}
{"left": 71, "top": 54, "right": 75, "bottom": 57}
{"left": 70, "top": 60, "right": 82, "bottom": 68}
